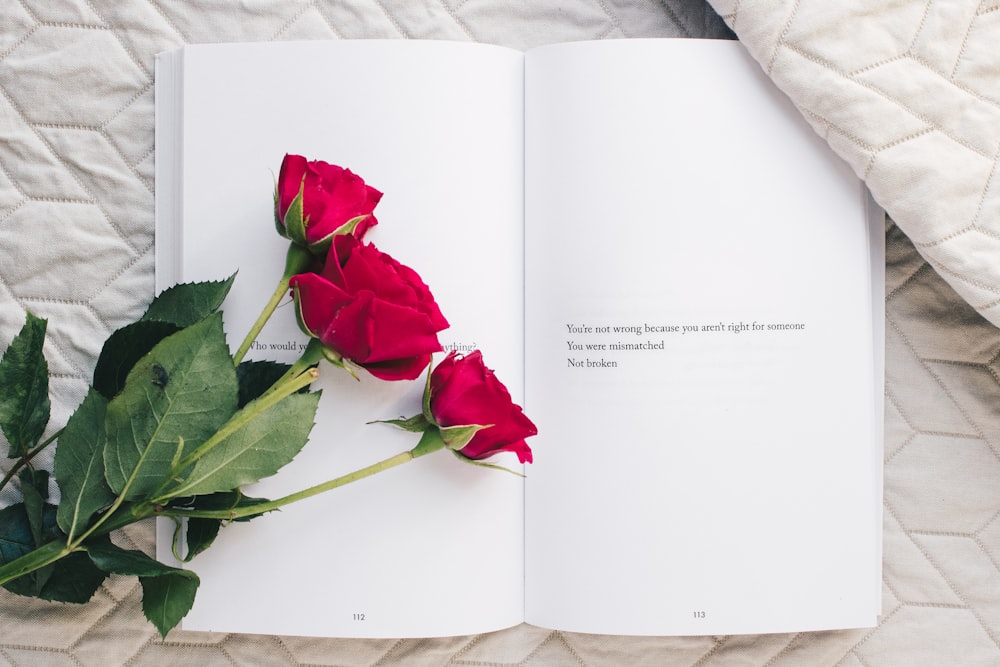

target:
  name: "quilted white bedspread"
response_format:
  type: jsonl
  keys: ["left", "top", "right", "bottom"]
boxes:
{"left": 3, "top": 1, "right": 1000, "bottom": 664}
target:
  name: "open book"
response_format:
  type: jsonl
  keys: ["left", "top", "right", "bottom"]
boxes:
{"left": 154, "top": 38, "right": 884, "bottom": 638}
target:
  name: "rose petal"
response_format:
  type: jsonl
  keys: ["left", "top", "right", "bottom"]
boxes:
{"left": 289, "top": 272, "right": 355, "bottom": 342}
{"left": 291, "top": 232, "right": 447, "bottom": 381}
{"left": 277, "top": 155, "right": 383, "bottom": 245}
{"left": 429, "top": 351, "right": 536, "bottom": 462}
{"left": 363, "top": 297, "right": 444, "bottom": 363}
{"left": 363, "top": 353, "right": 434, "bottom": 381}
{"left": 277, "top": 154, "right": 308, "bottom": 221}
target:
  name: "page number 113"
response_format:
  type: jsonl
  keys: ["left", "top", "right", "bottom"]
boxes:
{"left": 693, "top": 611, "right": 706, "bottom": 619}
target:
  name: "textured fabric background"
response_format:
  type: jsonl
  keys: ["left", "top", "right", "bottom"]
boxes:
{"left": 711, "top": 1, "right": 1000, "bottom": 328}
{"left": 2, "top": 1, "right": 1000, "bottom": 664}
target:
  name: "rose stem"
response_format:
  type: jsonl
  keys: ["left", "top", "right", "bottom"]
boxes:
{"left": 232, "top": 244, "right": 312, "bottom": 365}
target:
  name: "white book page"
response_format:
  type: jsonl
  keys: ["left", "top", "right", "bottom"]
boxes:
{"left": 155, "top": 40, "right": 526, "bottom": 638}
{"left": 523, "top": 39, "right": 882, "bottom": 635}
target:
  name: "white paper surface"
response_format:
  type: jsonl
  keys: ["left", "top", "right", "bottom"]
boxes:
{"left": 155, "top": 38, "right": 882, "bottom": 639}
{"left": 522, "top": 39, "right": 882, "bottom": 635}
{"left": 156, "top": 40, "right": 526, "bottom": 638}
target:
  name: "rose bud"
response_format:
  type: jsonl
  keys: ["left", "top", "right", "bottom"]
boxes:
{"left": 289, "top": 234, "right": 448, "bottom": 381}
{"left": 427, "top": 350, "right": 536, "bottom": 463}
{"left": 275, "top": 154, "right": 382, "bottom": 252}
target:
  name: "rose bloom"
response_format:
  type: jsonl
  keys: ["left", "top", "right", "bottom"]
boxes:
{"left": 289, "top": 234, "right": 448, "bottom": 381}
{"left": 275, "top": 154, "right": 382, "bottom": 246}
{"left": 429, "top": 350, "right": 536, "bottom": 463}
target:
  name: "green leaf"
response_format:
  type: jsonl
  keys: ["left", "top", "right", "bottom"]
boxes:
{"left": 18, "top": 467, "right": 50, "bottom": 501}
{"left": 18, "top": 469, "right": 53, "bottom": 593}
{"left": 4, "top": 549, "right": 108, "bottom": 603}
{"left": 236, "top": 359, "right": 292, "bottom": 408}
{"left": 55, "top": 389, "right": 116, "bottom": 539}
{"left": 104, "top": 314, "right": 239, "bottom": 502}
{"left": 140, "top": 570, "right": 200, "bottom": 638}
{"left": 182, "top": 517, "right": 221, "bottom": 562}
{"left": 141, "top": 275, "right": 236, "bottom": 328}
{"left": 32, "top": 549, "right": 108, "bottom": 603}
{"left": 169, "top": 489, "right": 273, "bottom": 520}
{"left": 0, "top": 503, "right": 35, "bottom": 566}
{"left": 165, "top": 391, "right": 320, "bottom": 498}
{"left": 0, "top": 312, "right": 50, "bottom": 457}
{"left": 0, "top": 504, "right": 108, "bottom": 602}
{"left": 167, "top": 490, "right": 273, "bottom": 561}
{"left": 18, "top": 469, "right": 49, "bottom": 544}
{"left": 92, "top": 320, "right": 180, "bottom": 399}
{"left": 87, "top": 540, "right": 180, "bottom": 577}
{"left": 86, "top": 541, "right": 200, "bottom": 637}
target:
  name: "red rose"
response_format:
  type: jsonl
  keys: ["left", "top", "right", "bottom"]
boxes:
{"left": 289, "top": 234, "right": 448, "bottom": 380}
{"left": 275, "top": 154, "right": 382, "bottom": 250}
{"left": 428, "top": 351, "right": 536, "bottom": 463}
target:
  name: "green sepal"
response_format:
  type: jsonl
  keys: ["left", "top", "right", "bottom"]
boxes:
{"left": 439, "top": 423, "right": 491, "bottom": 452}
{"left": 420, "top": 361, "right": 435, "bottom": 426}
{"left": 86, "top": 541, "right": 199, "bottom": 638}
{"left": 307, "top": 214, "right": 372, "bottom": 255}
{"left": 450, "top": 449, "right": 525, "bottom": 477}
{"left": 0, "top": 312, "right": 50, "bottom": 458}
{"left": 141, "top": 275, "right": 236, "bottom": 327}
{"left": 282, "top": 182, "right": 308, "bottom": 247}
{"left": 336, "top": 213, "right": 372, "bottom": 237}
{"left": 319, "top": 345, "right": 355, "bottom": 379}
{"left": 323, "top": 347, "right": 349, "bottom": 368}
{"left": 282, "top": 243, "right": 313, "bottom": 280}
{"left": 272, "top": 180, "right": 283, "bottom": 237}
{"left": 374, "top": 414, "right": 430, "bottom": 433}
{"left": 410, "top": 428, "right": 447, "bottom": 459}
